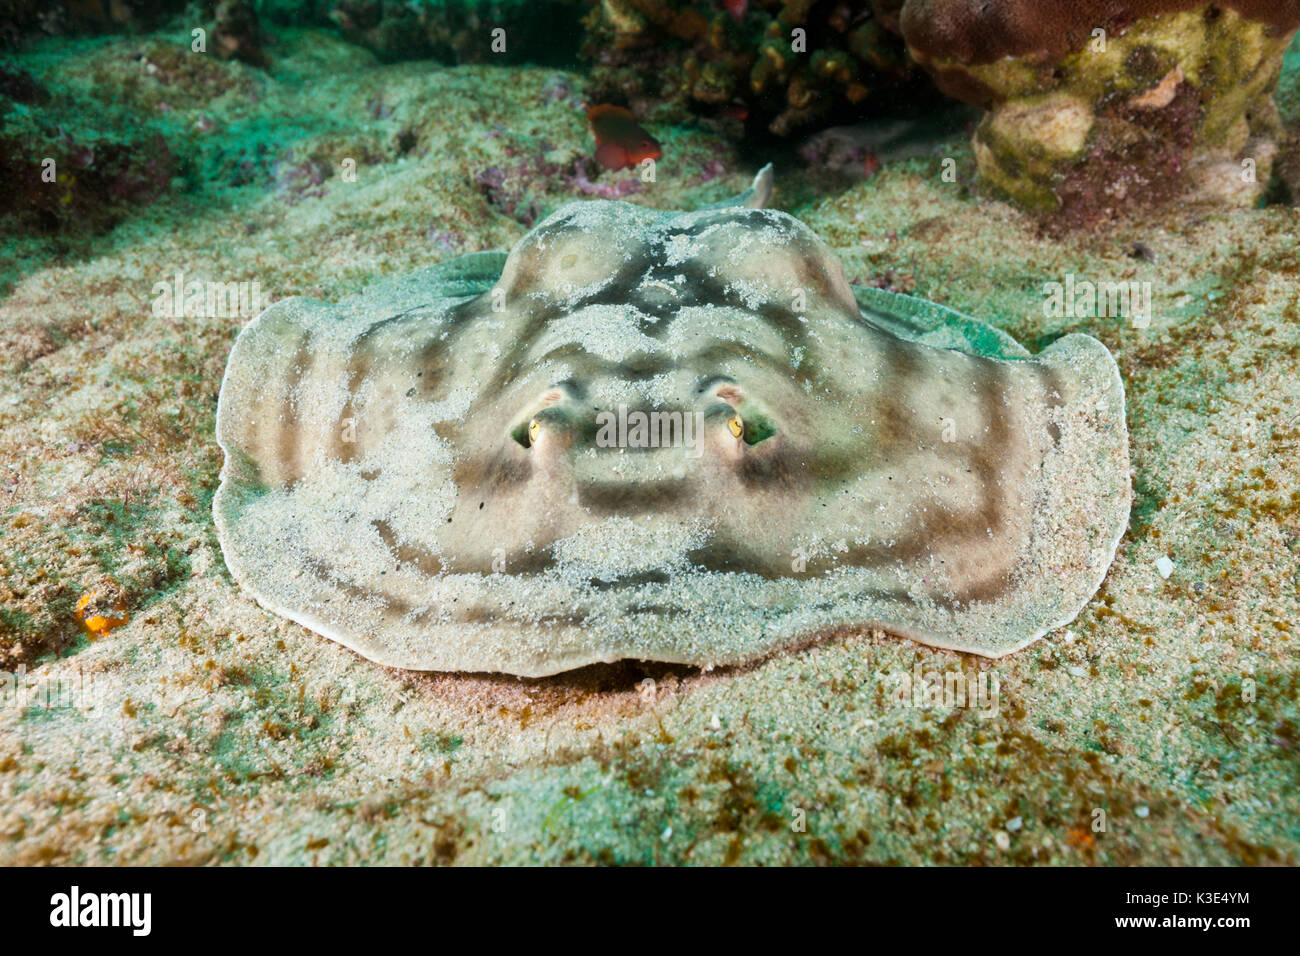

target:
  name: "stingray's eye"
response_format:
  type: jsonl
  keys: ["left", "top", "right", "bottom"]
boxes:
{"left": 528, "top": 419, "right": 541, "bottom": 445}
{"left": 727, "top": 414, "right": 743, "bottom": 439}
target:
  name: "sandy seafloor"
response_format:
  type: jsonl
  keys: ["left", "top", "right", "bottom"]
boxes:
{"left": 1, "top": 27, "right": 1297, "bottom": 865}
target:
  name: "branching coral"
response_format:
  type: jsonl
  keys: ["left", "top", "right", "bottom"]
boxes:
{"left": 582, "top": 0, "right": 922, "bottom": 136}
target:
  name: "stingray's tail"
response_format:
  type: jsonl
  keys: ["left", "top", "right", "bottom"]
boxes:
{"left": 701, "top": 164, "right": 774, "bottom": 211}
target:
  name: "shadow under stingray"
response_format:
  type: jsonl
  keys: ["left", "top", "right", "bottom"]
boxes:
{"left": 399, "top": 658, "right": 710, "bottom": 722}
{"left": 388, "top": 625, "right": 906, "bottom": 724}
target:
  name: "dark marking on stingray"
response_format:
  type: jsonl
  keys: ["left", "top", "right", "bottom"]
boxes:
{"left": 373, "top": 519, "right": 444, "bottom": 575}
{"left": 578, "top": 478, "right": 695, "bottom": 515}
{"left": 589, "top": 570, "right": 672, "bottom": 589}
{"left": 276, "top": 330, "right": 315, "bottom": 487}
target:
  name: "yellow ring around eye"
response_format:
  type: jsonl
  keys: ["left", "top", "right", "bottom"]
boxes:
{"left": 528, "top": 419, "right": 541, "bottom": 444}
{"left": 727, "top": 414, "right": 743, "bottom": 439}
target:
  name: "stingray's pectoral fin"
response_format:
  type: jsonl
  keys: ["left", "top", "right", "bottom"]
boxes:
{"left": 215, "top": 296, "right": 339, "bottom": 493}
{"left": 854, "top": 285, "right": 1030, "bottom": 360}
{"left": 954, "top": 331, "right": 1131, "bottom": 657}
{"left": 345, "top": 249, "right": 509, "bottom": 312}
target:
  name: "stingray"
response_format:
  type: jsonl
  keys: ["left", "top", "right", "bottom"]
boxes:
{"left": 215, "top": 167, "right": 1130, "bottom": 677}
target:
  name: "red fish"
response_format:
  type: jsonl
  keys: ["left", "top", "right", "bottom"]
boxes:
{"left": 587, "top": 104, "right": 662, "bottom": 171}
{"left": 723, "top": 0, "right": 747, "bottom": 23}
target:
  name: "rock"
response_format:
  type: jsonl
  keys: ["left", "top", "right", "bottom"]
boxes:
{"left": 892, "top": 1, "right": 1300, "bottom": 221}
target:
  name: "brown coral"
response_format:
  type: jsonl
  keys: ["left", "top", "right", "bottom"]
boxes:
{"left": 583, "top": 0, "right": 925, "bottom": 137}
{"left": 327, "top": 0, "right": 585, "bottom": 64}
{"left": 212, "top": 0, "right": 269, "bottom": 68}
